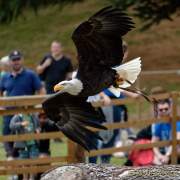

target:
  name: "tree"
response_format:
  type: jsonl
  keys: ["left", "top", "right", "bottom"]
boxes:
{"left": 0, "top": 0, "right": 83, "bottom": 23}
{"left": 109, "top": 0, "right": 180, "bottom": 30}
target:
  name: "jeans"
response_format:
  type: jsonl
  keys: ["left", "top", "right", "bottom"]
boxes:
{"left": 3, "top": 115, "right": 14, "bottom": 157}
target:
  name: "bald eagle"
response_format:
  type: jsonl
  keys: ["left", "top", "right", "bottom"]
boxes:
{"left": 43, "top": 6, "right": 140, "bottom": 151}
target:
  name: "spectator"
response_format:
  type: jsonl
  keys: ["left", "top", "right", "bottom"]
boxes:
{"left": 35, "top": 111, "right": 59, "bottom": 180}
{"left": 0, "top": 50, "right": 45, "bottom": 160}
{"left": 99, "top": 89, "right": 138, "bottom": 163}
{"left": 37, "top": 111, "right": 59, "bottom": 157}
{"left": 150, "top": 86, "right": 168, "bottom": 118}
{"left": 124, "top": 87, "right": 170, "bottom": 167}
{"left": 124, "top": 126, "right": 154, "bottom": 166}
{"left": 10, "top": 113, "right": 39, "bottom": 180}
{"left": 88, "top": 41, "right": 138, "bottom": 163}
{"left": 0, "top": 56, "right": 10, "bottom": 79}
{"left": 36, "top": 41, "right": 73, "bottom": 94}
{"left": 98, "top": 41, "right": 138, "bottom": 162}
{"left": 152, "top": 99, "right": 180, "bottom": 165}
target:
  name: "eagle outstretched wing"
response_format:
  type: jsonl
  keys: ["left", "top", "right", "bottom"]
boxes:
{"left": 42, "top": 92, "right": 106, "bottom": 151}
{"left": 42, "top": 6, "right": 136, "bottom": 150}
{"left": 72, "top": 6, "right": 134, "bottom": 69}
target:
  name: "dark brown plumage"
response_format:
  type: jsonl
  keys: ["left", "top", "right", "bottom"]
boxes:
{"left": 43, "top": 6, "right": 134, "bottom": 151}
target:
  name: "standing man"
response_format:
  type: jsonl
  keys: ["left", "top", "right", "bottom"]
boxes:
{"left": 0, "top": 50, "right": 45, "bottom": 159}
{"left": 36, "top": 41, "right": 73, "bottom": 94}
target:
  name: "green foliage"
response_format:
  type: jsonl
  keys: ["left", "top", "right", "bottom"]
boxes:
{"left": 0, "top": 0, "right": 83, "bottom": 23}
{"left": 108, "top": 0, "right": 180, "bottom": 30}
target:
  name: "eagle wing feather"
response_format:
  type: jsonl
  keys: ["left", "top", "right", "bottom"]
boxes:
{"left": 72, "top": 6, "right": 134, "bottom": 68}
{"left": 42, "top": 92, "right": 106, "bottom": 151}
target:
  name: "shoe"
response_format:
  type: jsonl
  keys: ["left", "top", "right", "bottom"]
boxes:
{"left": 113, "top": 141, "right": 125, "bottom": 158}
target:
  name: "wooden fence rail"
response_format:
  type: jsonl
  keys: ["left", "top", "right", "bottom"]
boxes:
{"left": 0, "top": 92, "right": 179, "bottom": 176}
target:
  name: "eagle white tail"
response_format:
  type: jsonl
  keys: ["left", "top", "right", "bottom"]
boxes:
{"left": 112, "top": 57, "right": 141, "bottom": 88}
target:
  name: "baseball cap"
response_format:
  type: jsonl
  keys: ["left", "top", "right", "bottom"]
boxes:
{"left": 9, "top": 50, "right": 23, "bottom": 61}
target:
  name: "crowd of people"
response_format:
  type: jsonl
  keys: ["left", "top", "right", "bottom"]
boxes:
{"left": 0, "top": 41, "right": 73, "bottom": 180}
{"left": 0, "top": 40, "right": 179, "bottom": 179}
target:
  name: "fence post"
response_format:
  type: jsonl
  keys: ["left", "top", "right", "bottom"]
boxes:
{"left": 171, "top": 92, "right": 178, "bottom": 164}
{"left": 67, "top": 139, "right": 85, "bottom": 163}
{"left": 136, "top": 76, "right": 142, "bottom": 120}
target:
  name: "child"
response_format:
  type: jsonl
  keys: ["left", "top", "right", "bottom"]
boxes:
{"left": 10, "top": 113, "right": 39, "bottom": 180}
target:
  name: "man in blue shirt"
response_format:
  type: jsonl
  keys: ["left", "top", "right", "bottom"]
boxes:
{"left": 152, "top": 99, "right": 180, "bottom": 165}
{"left": 0, "top": 50, "right": 45, "bottom": 158}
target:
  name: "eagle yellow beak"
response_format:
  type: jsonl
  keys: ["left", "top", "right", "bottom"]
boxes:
{"left": 54, "top": 84, "right": 64, "bottom": 92}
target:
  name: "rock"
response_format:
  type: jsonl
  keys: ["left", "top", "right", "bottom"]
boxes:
{"left": 41, "top": 165, "right": 83, "bottom": 180}
{"left": 41, "top": 163, "right": 180, "bottom": 180}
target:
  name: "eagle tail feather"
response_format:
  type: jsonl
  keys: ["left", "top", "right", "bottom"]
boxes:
{"left": 113, "top": 57, "right": 141, "bottom": 88}
{"left": 70, "top": 122, "right": 100, "bottom": 149}
{"left": 60, "top": 124, "right": 90, "bottom": 151}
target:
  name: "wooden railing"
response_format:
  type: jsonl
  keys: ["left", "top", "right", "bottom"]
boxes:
{"left": 0, "top": 92, "right": 179, "bottom": 176}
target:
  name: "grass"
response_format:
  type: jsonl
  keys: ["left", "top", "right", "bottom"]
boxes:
{"left": 0, "top": 0, "right": 109, "bottom": 68}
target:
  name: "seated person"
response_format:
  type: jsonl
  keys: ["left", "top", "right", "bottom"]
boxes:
{"left": 152, "top": 99, "right": 180, "bottom": 165}
{"left": 125, "top": 126, "right": 153, "bottom": 166}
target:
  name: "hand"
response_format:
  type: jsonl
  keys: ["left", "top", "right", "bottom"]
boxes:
{"left": 100, "top": 93, "right": 111, "bottom": 106}
{"left": 0, "top": 107, "right": 5, "bottom": 110}
{"left": 159, "top": 155, "right": 169, "bottom": 164}
{"left": 35, "top": 129, "right": 40, "bottom": 133}
{"left": 43, "top": 58, "right": 52, "bottom": 68}
{"left": 21, "top": 120, "right": 29, "bottom": 127}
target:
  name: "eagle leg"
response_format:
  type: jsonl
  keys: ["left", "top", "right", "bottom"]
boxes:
{"left": 114, "top": 74, "right": 124, "bottom": 88}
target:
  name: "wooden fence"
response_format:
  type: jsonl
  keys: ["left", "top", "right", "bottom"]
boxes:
{"left": 0, "top": 91, "right": 179, "bottom": 176}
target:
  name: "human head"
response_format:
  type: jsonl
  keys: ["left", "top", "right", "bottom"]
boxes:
{"left": 9, "top": 50, "right": 24, "bottom": 72}
{"left": 122, "top": 41, "right": 128, "bottom": 60}
{"left": 50, "top": 41, "right": 62, "bottom": 57}
{"left": 157, "top": 99, "right": 171, "bottom": 117}
{"left": 38, "top": 112, "right": 48, "bottom": 125}
{"left": 0, "top": 56, "right": 10, "bottom": 72}
{"left": 151, "top": 86, "right": 168, "bottom": 117}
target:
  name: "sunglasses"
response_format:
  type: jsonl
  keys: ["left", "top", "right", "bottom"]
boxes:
{"left": 158, "top": 108, "right": 169, "bottom": 112}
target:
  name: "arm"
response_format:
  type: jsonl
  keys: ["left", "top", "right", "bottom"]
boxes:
{"left": 10, "top": 115, "right": 24, "bottom": 132}
{"left": 31, "top": 72, "right": 46, "bottom": 95}
{"left": 65, "top": 58, "right": 73, "bottom": 80}
{"left": 37, "top": 86, "right": 46, "bottom": 95}
{"left": 99, "top": 92, "right": 111, "bottom": 106}
{"left": 0, "top": 76, "right": 5, "bottom": 96}
{"left": 36, "top": 57, "right": 52, "bottom": 75}
{"left": 65, "top": 72, "right": 73, "bottom": 80}
{"left": 121, "top": 89, "right": 139, "bottom": 98}
{"left": 165, "top": 146, "right": 172, "bottom": 156}
{"left": 152, "top": 136, "right": 164, "bottom": 158}
{"left": 31, "top": 114, "right": 41, "bottom": 133}
{"left": 152, "top": 136, "right": 169, "bottom": 164}
{"left": 0, "top": 90, "right": 3, "bottom": 96}
{"left": 177, "top": 132, "right": 180, "bottom": 154}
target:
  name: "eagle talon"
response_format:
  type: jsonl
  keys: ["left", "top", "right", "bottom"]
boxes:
{"left": 115, "top": 75, "right": 124, "bottom": 86}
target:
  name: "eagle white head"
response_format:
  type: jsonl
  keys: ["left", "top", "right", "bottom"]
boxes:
{"left": 54, "top": 79, "right": 83, "bottom": 95}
